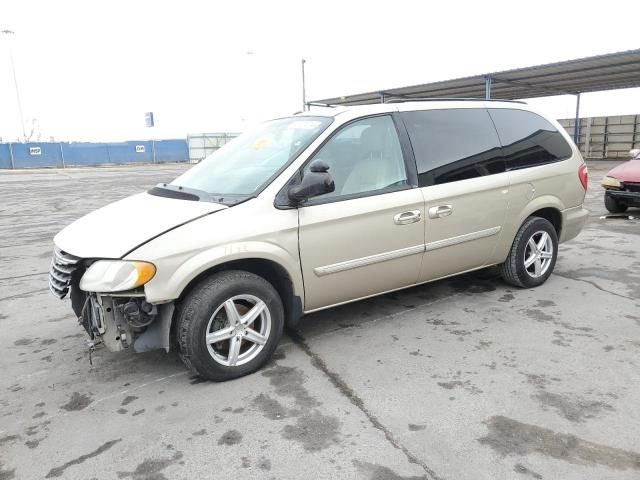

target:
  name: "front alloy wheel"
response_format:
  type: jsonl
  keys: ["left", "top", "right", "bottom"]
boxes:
{"left": 206, "top": 295, "right": 271, "bottom": 367}
{"left": 177, "top": 271, "right": 284, "bottom": 381}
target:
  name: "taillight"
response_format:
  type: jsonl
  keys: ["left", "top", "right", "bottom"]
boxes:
{"left": 578, "top": 164, "right": 588, "bottom": 190}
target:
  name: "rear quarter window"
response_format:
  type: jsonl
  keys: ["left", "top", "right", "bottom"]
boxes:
{"left": 401, "top": 108, "right": 504, "bottom": 187}
{"left": 488, "top": 108, "right": 573, "bottom": 171}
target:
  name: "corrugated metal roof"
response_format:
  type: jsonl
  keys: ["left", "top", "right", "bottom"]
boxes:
{"left": 311, "top": 49, "right": 640, "bottom": 106}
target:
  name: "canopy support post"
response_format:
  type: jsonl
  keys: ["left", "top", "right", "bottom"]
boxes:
{"left": 573, "top": 93, "right": 581, "bottom": 144}
{"left": 484, "top": 75, "right": 492, "bottom": 99}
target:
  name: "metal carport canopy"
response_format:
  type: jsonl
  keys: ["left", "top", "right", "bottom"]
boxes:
{"left": 310, "top": 49, "right": 640, "bottom": 106}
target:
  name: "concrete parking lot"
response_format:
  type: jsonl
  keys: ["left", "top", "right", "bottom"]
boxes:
{"left": 0, "top": 161, "right": 638, "bottom": 480}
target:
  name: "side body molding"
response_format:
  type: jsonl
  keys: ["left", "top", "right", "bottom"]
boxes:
{"left": 313, "top": 226, "right": 502, "bottom": 277}
{"left": 425, "top": 226, "right": 501, "bottom": 252}
{"left": 314, "top": 244, "right": 425, "bottom": 277}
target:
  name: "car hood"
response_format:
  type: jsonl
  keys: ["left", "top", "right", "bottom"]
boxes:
{"left": 607, "top": 160, "right": 640, "bottom": 183}
{"left": 54, "top": 192, "right": 227, "bottom": 259}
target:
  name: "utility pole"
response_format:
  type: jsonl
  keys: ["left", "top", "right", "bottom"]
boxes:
{"left": 2, "top": 29, "right": 27, "bottom": 142}
{"left": 301, "top": 58, "right": 306, "bottom": 112}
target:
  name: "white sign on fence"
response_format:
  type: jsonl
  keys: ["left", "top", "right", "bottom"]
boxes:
{"left": 30, "top": 147, "right": 41, "bottom": 156}
{"left": 135, "top": 145, "right": 145, "bottom": 153}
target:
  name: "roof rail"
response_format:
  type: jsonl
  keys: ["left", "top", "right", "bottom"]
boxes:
{"left": 305, "top": 102, "right": 338, "bottom": 108}
{"left": 384, "top": 97, "right": 527, "bottom": 104}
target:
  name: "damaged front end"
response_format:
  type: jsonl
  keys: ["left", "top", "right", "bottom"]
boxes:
{"left": 49, "top": 247, "right": 174, "bottom": 353}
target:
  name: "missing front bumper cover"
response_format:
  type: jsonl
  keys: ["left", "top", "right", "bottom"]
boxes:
{"left": 76, "top": 291, "right": 173, "bottom": 353}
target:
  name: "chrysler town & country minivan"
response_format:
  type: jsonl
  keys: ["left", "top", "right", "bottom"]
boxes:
{"left": 50, "top": 100, "right": 589, "bottom": 381}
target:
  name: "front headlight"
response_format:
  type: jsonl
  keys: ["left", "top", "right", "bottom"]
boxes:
{"left": 602, "top": 176, "right": 622, "bottom": 189}
{"left": 80, "top": 260, "right": 156, "bottom": 292}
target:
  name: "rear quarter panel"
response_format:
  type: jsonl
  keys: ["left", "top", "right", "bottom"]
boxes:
{"left": 488, "top": 108, "right": 586, "bottom": 264}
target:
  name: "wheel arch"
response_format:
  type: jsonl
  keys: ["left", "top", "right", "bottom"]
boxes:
{"left": 176, "top": 257, "right": 303, "bottom": 329}
{"left": 492, "top": 195, "right": 564, "bottom": 265}
{"left": 514, "top": 195, "right": 564, "bottom": 237}
{"left": 528, "top": 206, "right": 562, "bottom": 237}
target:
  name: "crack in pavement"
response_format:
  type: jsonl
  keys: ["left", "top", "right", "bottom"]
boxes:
{"left": 90, "top": 371, "right": 188, "bottom": 409}
{"left": 554, "top": 272, "right": 634, "bottom": 301}
{"left": 0, "top": 288, "right": 49, "bottom": 302}
{"left": 0, "top": 271, "right": 48, "bottom": 281}
{"left": 300, "top": 292, "right": 465, "bottom": 343}
{"left": 288, "top": 329, "right": 443, "bottom": 480}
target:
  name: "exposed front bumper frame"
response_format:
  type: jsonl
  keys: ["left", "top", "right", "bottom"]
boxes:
{"left": 607, "top": 189, "right": 640, "bottom": 206}
{"left": 82, "top": 292, "right": 174, "bottom": 353}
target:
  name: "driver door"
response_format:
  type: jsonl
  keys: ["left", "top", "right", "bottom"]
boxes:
{"left": 297, "top": 115, "right": 425, "bottom": 311}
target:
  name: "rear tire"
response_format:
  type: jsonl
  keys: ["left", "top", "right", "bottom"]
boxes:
{"left": 605, "top": 194, "right": 627, "bottom": 213}
{"left": 176, "top": 270, "right": 284, "bottom": 381}
{"left": 500, "top": 217, "right": 558, "bottom": 288}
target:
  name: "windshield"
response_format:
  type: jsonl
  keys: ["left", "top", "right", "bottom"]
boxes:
{"left": 172, "top": 116, "right": 333, "bottom": 199}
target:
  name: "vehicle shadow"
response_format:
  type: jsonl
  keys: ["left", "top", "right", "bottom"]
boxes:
{"left": 295, "top": 267, "right": 504, "bottom": 341}
{"left": 84, "top": 268, "right": 506, "bottom": 382}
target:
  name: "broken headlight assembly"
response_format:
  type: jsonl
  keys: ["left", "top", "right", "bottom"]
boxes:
{"left": 79, "top": 260, "right": 156, "bottom": 293}
{"left": 601, "top": 176, "right": 622, "bottom": 189}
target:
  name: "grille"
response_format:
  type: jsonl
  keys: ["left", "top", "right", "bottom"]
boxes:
{"left": 49, "top": 247, "right": 81, "bottom": 299}
{"left": 625, "top": 182, "right": 640, "bottom": 193}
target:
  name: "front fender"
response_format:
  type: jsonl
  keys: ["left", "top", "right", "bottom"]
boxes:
{"left": 141, "top": 241, "right": 304, "bottom": 304}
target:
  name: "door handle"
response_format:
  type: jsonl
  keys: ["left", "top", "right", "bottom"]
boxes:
{"left": 394, "top": 210, "right": 422, "bottom": 225}
{"left": 428, "top": 205, "right": 453, "bottom": 219}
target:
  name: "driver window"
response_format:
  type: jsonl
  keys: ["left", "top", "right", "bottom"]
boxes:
{"left": 303, "top": 115, "right": 408, "bottom": 201}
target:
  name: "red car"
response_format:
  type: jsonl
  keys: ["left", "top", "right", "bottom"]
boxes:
{"left": 602, "top": 149, "right": 640, "bottom": 213}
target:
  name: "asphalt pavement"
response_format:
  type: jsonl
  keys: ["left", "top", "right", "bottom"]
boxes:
{"left": 0, "top": 160, "right": 638, "bottom": 479}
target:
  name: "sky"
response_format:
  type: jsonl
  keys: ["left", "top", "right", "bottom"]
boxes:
{"left": 1, "top": 0, "right": 639, "bottom": 142}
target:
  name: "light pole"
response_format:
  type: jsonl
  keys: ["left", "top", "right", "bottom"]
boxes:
{"left": 246, "top": 51, "right": 308, "bottom": 112}
{"left": 1, "top": 29, "right": 27, "bottom": 142}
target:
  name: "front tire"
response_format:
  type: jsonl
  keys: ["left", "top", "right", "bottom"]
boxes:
{"left": 500, "top": 217, "right": 558, "bottom": 288}
{"left": 605, "top": 194, "right": 627, "bottom": 213}
{"left": 176, "top": 270, "right": 284, "bottom": 381}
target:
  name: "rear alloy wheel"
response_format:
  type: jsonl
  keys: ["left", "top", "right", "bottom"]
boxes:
{"left": 500, "top": 216, "right": 558, "bottom": 288}
{"left": 523, "top": 230, "right": 554, "bottom": 279}
{"left": 177, "top": 271, "right": 284, "bottom": 381}
{"left": 604, "top": 194, "right": 627, "bottom": 214}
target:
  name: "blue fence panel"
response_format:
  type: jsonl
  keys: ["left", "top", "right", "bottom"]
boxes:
{"left": 0, "top": 144, "right": 11, "bottom": 169}
{"left": 12, "top": 143, "right": 63, "bottom": 168}
{"left": 63, "top": 142, "right": 109, "bottom": 166}
{"left": 155, "top": 140, "right": 189, "bottom": 162}
{"left": 108, "top": 141, "right": 154, "bottom": 164}
{"left": 0, "top": 139, "right": 189, "bottom": 168}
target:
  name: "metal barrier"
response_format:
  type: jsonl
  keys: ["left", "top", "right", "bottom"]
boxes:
{"left": 559, "top": 114, "right": 639, "bottom": 159}
{"left": 188, "top": 133, "right": 239, "bottom": 162}
{"left": 0, "top": 139, "right": 189, "bottom": 169}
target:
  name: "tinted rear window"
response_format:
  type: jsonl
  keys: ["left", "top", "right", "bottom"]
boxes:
{"left": 488, "top": 108, "right": 573, "bottom": 171}
{"left": 401, "top": 109, "right": 504, "bottom": 186}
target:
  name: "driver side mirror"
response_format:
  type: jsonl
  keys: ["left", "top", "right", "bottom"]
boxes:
{"left": 288, "top": 160, "right": 335, "bottom": 204}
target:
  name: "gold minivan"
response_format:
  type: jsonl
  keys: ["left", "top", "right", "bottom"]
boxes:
{"left": 51, "top": 100, "right": 589, "bottom": 380}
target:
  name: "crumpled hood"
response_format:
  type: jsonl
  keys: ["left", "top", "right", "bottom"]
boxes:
{"left": 54, "top": 192, "right": 227, "bottom": 259}
{"left": 607, "top": 160, "right": 640, "bottom": 183}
